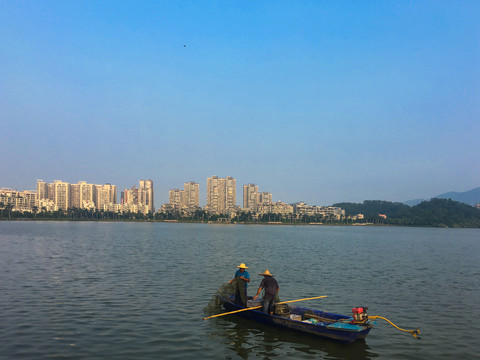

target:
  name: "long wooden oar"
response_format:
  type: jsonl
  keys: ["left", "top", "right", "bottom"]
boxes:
{"left": 203, "top": 295, "right": 327, "bottom": 320}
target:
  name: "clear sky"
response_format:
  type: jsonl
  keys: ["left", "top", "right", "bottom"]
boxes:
{"left": 1, "top": 0, "right": 479, "bottom": 208}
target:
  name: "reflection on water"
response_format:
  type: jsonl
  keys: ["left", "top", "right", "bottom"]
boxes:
{"left": 209, "top": 315, "right": 379, "bottom": 360}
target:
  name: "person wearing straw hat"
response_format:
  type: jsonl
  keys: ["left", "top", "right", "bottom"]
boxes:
{"left": 253, "top": 269, "right": 279, "bottom": 315}
{"left": 229, "top": 263, "right": 250, "bottom": 307}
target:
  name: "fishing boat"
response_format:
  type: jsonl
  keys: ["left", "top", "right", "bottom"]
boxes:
{"left": 217, "top": 293, "right": 374, "bottom": 343}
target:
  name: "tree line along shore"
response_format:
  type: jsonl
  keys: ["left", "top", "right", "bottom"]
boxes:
{"left": 1, "top": 198, "right": 480, "bottom": 228}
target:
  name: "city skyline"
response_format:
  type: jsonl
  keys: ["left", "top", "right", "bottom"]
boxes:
{"left": 1, "top": 175, "right": 332, "bottom": 210}
{"left": 3, "top": 175, "right": 479, "bottom": 212}
{"left": 1, "top": 2, "right": 478, "bottom": 207}
{"left": 1, "top": 176, "right": 348, "bottom": 222}
{"left": 18, "top": 176, "right": 267, "bottom": 209}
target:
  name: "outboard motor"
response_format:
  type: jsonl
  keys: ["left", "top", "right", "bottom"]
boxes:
{"left": 352, "top": 307, "right": 368, "bottom": 323}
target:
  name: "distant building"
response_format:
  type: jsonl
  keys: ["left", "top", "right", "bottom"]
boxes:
{"left": 139, "top": 180, "right": 154, "bottom": 214}
{"left": 243, "top": 184, "right": 258, "bottom": 210}
{"left": 206, "top": 176, "right": 221, "bottom": 214}
{"left": 53, "top": 180, "right": 70, "bottom": 211}
{"left": 160, "top": 203, "right": 177, "bottom": 214}
{"left": 351, "top": 214, "right": 364, "bottom": 220}
{"left": 0, "top": 188, "right": 38, "bottom": 212}
{"left": 165, "top": 181, "right": 200, "bottom": 214}
{"left": 293, "top": 202, "right": 345, "bottom": 220}
{"left": 123, "top": 186, "right": 138, "bottom": 205}
{"left": 96, "top": 184, "right": 117, "bottom": 210}
{"left": 35, "top": 179, "right": 117, "bottom": 212}
{"left": 243, "top": 184, "right": 272, "bottom": 211}
{"left": 36, "top": 180, "right": 48, "bottom": 200}
{"left": 257, "top": 201, "right": 294, "bottom": 216}
{"left": 72, "top": 181, "right": 96, "bottom": 209}
{"left": 37, "top": 198, "right": 57, "bottom": 212}
{"left": 206, "top": 176, "right": 236, "bottom": 214}
{"left": 257, "top": 192, "right": 273, "bottom": 206}
{"left": 183, "top": 181, "right": 200, "bottom": 209}
{"left": 169, "top": 189, "right": 183, "bottom": 212}
{"left": 123, "top": 180, "right": 154, "bottom": 214}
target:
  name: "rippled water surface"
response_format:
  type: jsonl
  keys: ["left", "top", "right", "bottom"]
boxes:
{"left": 1, "top": 222, "right": 479, "bottom": 359}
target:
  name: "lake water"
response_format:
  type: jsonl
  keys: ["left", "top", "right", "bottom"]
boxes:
{"left": 1, "top": 222, "right": 479, "bottom": 359}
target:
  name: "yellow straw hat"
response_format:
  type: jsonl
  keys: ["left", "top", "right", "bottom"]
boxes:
{"left": 259, "top": 269, "right": 274, "bottom": 277}
{"left": 237, "top": 263, "right": 248, "bottom": 269}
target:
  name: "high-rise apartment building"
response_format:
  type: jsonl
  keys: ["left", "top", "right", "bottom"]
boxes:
{"left": 225, "top": 177, "right": 236, "bottom": 211}
{"left": 47, "top": 183, "right": 56, "bottom": 202}
{"left": 54, "top": 180, "right": 70, "bottom": 211}
{"left": 206, "top": 176, "right": 221, "bottom": 214}
{"left": 243, "top": 184, "right": 272, "bottom": 211}
{"left": 169, "top": 189, "right": 183, "bottom": 211}
{"left": 206, "top": 176, "right": 236, "bottom": 214}
{"left": 70, "top": 183, "right": 81, "bottom": 208}
{"left": 257, "top": 192, "right": 272, "bottom": 205}
{"left": 36, "top": 180, "right": 48, "bottom": 200}
{"left": 123, "top": 180, "right": 154, "bottom": 214}
{"left": 36, "top": 180, "right": 57, "bottom": 211}
{"left": 79, "top": 181, "right": 96, "bottom": 209}
{"left": 21, "top": 190, "right": 38, "bottom": 210}
{"left": 65, "top": 181, "right": 99, "bottom": 210}
{"left": 183, "top": 181, "right": 200, "bottom": 209}
{"left": 243, "top": 184, "right": 259, "bottom": 210}
{"left": 123, "top": 186, "right": 138, "bottom": 205}
{"left": 139, "top": 179, "right": 154, "bottom": 214}
{"left": 167, "top": 181, "right": 199, "bottom": 213}
{"left": 36, "top": 180, "right": 117, "bottom": 211}
{"left": 96, "top": 184, "right": 117, "bottom": 210}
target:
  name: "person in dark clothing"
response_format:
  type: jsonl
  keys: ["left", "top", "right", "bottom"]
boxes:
{"left": 253, "top": 269, "right": 279, "bottom": 315}
{"left": 229, "top": 262, "right": 250, "bottom": 307}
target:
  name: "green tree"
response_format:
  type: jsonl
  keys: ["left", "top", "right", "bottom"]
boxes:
{"left": 5, "top": 204, "right": 13, "bottom": 219}
{"left": 32, "top": 206, "right": 38, "bottom": 219}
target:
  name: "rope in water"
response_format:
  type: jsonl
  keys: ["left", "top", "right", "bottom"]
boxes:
{"left": 368, "top": 315, "right": 421, "bottom": 338}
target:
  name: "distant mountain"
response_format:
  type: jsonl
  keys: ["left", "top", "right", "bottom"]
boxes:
{"left": 404, "top": 198, "right": 425, "bottom": 207}
{"left": 435, "top": 187, "right": 480, "bottom": 206}
{"left": 404, "top": 187, "right": 480, "bottom": 207}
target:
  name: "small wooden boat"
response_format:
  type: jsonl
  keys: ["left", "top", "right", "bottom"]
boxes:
{"left": 218, "top": 294, "right": 374, "bottom": 343}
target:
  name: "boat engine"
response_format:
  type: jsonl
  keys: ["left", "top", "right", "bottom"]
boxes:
{"left": 352, "top": 307, "right": 368, "bottom": 323}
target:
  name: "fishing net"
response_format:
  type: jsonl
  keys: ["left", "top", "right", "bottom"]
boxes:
{"left": 203, "top": 279, "right": 282, "bottom": 316}
{"left": 203, "top": 282, "right": 236, "bottom": 315}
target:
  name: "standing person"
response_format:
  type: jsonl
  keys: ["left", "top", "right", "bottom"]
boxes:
{"left": 229, "top": 263, "right": 250, "bottom": 307}
{"left": 253, "top": 269, "right": 279, "bottom": 315}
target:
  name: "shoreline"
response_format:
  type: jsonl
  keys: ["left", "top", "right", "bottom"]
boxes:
{"left": 0, "top": 218, "right": 469, "bottom": 228}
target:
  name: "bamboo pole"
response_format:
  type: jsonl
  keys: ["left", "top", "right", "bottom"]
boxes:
{"left": 203, "top": 295, "right": 327, "bottom": 320}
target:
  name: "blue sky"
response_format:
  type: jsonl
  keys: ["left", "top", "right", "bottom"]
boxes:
{"left": 1, "top": 0, "right": 479, "bottom": 207}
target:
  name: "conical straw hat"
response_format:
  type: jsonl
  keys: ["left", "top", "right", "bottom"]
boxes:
{"left": 236, "top": 263, "right": 248, "bottom": 269}
{"left": 259, "top": 269, "right": 274, "bottom": 277}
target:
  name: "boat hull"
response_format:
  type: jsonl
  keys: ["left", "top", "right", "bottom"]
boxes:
{"left": 220, "top": 296, "right": 373, "bottom": 343}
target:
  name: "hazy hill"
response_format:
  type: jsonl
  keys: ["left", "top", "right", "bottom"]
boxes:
{"left": 334, "top": 198, "right": 480, "bottom": 228}
{"left": 435, "top": 187, "right": 480, "bottom": 206}
{"left": 390, "top": 198, "right": 480, "bottom": 228}
{"left": 404, "top": 187, "right": 480, "bottom": 206}
{"left": 404, "top": 198, "right": 425, "bottom": 206}
{"left": 332, "top": 200, "right": 410, "bottom": 217}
